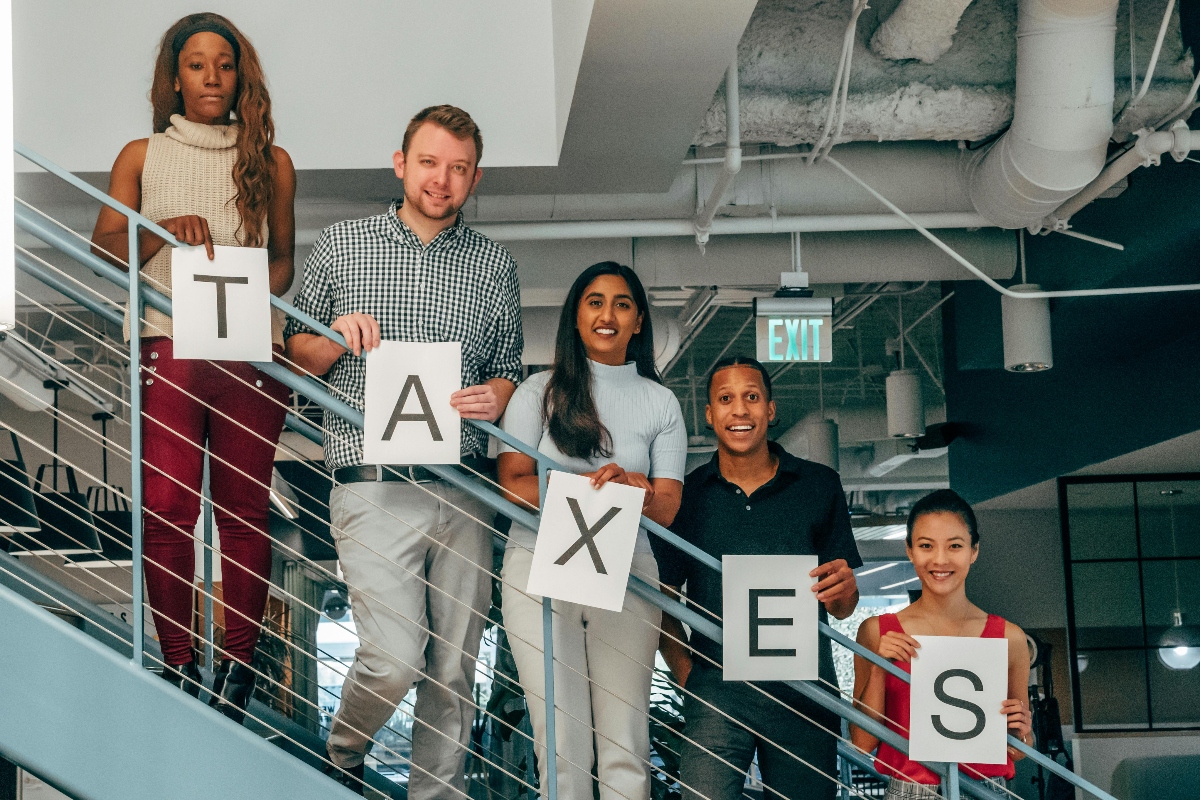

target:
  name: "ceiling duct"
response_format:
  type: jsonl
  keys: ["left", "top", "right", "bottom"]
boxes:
{"left": 963, "top": 0, "right": 1118, "bottom": 229}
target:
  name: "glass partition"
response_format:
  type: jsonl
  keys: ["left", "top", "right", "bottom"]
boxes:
{"left": 1061, "top": 474, "right": 1200, "bottom": 732}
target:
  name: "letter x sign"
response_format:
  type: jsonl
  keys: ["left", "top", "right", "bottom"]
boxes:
{"left": 171, "top": 245, "right": 272, "bottom": 361}
{"left": 526, "top": 472, "right": 645, "bottom": 612}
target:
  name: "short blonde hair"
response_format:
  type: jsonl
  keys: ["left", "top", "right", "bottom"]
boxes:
{"left": 402, "top": 105, "right": 483, "bottom": 166}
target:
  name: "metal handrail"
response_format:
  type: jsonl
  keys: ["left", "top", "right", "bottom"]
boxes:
{"left": 13, "top": 141, "right": 1114, "bottom": 800}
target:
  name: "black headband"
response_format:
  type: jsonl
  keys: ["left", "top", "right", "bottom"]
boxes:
{"left": 171, "top": 20, "right": 240, "bottom": 64}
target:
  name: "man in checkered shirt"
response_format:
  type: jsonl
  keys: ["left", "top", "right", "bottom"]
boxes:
{"left": 286, "top": 105, "right": 522, "bottom": 797}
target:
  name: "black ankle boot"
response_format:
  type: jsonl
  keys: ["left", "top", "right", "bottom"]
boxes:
{"left": 208, "top": 659, "right": 256, "bottom": 724}
{"left": 160, "top": 657, "right": 204, "bottom": 698}
{"left": 210, "top": 658, "right": 229, "bottom": 699}
{"left": 324, "top": 761, "right": 366, "bottom": 795}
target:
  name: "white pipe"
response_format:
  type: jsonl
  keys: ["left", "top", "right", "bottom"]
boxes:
{"left": 1045, "top": 123, "right": 1200, "bottom": 228}
{"left": 826, "top": 153, "right": 1200, "bottom": 299}
{"left": 693, "top": 58, "right": 741, "bottom": 248}
{"left": 474, "top": 212, "right": 992, "bottom": 241}
{"left": 965, "top": 0, "right": 1119, "bottom": 229}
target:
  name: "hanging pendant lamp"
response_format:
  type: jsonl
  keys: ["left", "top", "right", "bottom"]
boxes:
{"left": 0, "top": 429, "right": 41, "bottom": 541}
{"left": 6, "top": 381, "right": 102, "bottom": 556}
{"left": 886, "top": 298, "right": 925, "bottom": 438}
{"left": 1155, "top": 489, "right": 1200, "bottom": 670}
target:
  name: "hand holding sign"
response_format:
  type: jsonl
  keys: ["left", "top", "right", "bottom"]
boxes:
{"left": 908, "top": 636, "right": 1008, "bottom": 765}
{"left": 363, "top": 341, "right": 462, "bottom": 465}
{"left": 526, "top": 471, "right": 645, "bottom": 611}
{"left": 171, "top": 245, "right": 272, "bottom": 361}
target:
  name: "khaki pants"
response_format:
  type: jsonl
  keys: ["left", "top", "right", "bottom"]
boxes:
{"left": 501, "top": 546, "right": 662, "bottom": 800}
{"left": 325, "top": 480, "right": 493, "bottom": 800}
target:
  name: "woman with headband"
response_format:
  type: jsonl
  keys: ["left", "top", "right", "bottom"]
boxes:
{"left": 92, "top": 12, "right": 295, "bottom": 723}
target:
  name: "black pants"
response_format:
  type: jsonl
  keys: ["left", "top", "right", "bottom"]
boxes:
{"left": 678, "top": 663, "right": 839, "bottom": 800}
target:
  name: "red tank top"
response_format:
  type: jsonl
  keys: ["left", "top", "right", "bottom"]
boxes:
{"left": 874, "top": 613, "right": 1016, "bottom": 784}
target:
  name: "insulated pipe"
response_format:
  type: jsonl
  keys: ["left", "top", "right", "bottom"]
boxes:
{"left": 964, "top": 0, "right": 1118, "bottom": 229}
{"left": 870, "top": 0, "right": 975, "bottom": 64}
{"left": 1045, "top": 122, "right": 1200, "bottom": 228}
{"left": 693, "top": 58, "right": 741, "bottom": 248}
{"left": 475, "top": 211, "right": 991, "bottom": 241}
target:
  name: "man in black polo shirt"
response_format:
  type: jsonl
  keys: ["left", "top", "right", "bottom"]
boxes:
{"left": 655, "top": 356, "right": 861, "bottom": 800}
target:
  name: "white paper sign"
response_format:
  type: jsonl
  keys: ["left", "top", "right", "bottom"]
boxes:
{"left": 363, "top": 341, "right": 462, "bottom": 465}
{"left": 171, "top": 245, "right": 272, "bottom": 361}
{"left": 722, "top": 555, "right": 819, "bottom": 681}
{"left": 526, "top": 471, "right": 645, "bottom": 612}
{"left": 909, "top": 636, "right": 1009, "bottom": 764}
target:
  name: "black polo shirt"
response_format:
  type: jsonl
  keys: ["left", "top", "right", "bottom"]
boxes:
{"left": 653, "top": 442, "right": 862, "bottom": 684}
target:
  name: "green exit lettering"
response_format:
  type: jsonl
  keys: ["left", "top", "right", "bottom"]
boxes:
{"left": 768, "top": 318, "right": 824, "bottom": 361}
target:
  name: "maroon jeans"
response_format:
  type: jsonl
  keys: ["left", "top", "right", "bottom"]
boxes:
{"left": 140, "top": 338, "right": 289, "bottom": 666}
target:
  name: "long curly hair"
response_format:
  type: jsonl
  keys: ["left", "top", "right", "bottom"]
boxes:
{"left": 543, "top": 262, "right": 661, "bottom": 460}
{"left": 150, "top": 13, "right": 275, "bottom": 248}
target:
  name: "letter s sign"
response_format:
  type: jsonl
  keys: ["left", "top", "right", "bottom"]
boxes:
{"left": 931, "top": 669, "right": 987, "bottom": 740}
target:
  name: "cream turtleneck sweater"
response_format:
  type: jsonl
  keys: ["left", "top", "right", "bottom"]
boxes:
{"left": 127, "top": 114, "right": 280, "bottom": 344}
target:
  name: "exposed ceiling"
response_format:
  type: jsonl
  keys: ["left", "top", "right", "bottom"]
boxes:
{"left": 697, "top": 0, "right": 1195, "bottom": 147}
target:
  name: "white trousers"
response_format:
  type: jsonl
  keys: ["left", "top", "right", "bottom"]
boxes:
{"left": 501, "top": 546, "right": 662, "bottom": 800}
{"left": 325, "top": 480, "right": 493, "bottom": 800}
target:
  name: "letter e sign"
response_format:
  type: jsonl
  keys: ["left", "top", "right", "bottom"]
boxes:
{"left": 909, "top": 636, "right": 1009, "bottom": 764}
{"left": 363, "top": 341, "right": 462, "bottom": 465}
{"left": 526, "top": 471, "right": 645, "bottom": 611}
{"left": 171, "top": 245, "right": 272, "bottom": 361}
{"left": 722, "top": 555, "right": 819, "bottom": 681}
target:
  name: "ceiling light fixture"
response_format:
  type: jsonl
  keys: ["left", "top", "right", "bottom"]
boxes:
{"left": 881, "top": 575, "right": 920, "bottom": 591}
{"left": 855, "top": 562, "right": 901, "bottom": 577}
{"left": 1156, "top": 489, "right": 1200, "bottom": 670}
{"left": 886, "top": 369, "right": 924, "bottom": 438}
{"left": 886, "top": 297, "right": 924, "bottom": 437}
{"left": 1002, "top": 234, "right": 1052, "bottom": 372}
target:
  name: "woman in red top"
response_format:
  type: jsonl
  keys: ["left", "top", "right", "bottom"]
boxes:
{"left": 850, "top": 490, "right": 1033, "bottom": 798}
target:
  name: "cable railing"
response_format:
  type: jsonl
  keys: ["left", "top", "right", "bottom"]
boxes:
{"left": 5, "top": 140, "right": 1116, "bottom": 800}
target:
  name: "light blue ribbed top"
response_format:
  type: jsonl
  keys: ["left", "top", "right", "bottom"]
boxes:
{"left": 500, "top": 360, "right": 687, "bottom": 552}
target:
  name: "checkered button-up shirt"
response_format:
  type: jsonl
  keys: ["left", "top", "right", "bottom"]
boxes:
{"left": 285, "top": 201, "right": 523, "bottom": 469}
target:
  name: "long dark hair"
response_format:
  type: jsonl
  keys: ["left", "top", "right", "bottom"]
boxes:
{"left": 151, "top": 13, "right": 275, "bottom": 248}
{"left": 543, "top": 262, "right": 661, "bottom": 459}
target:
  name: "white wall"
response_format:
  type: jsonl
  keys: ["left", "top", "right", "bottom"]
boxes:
{"left": 14, "top": 0, "right": 581, "bottom": 171}
{"left": 967, "top": 508, "right": 1067, "bottom": 630}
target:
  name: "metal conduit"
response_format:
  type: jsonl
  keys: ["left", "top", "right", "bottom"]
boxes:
{"left": 8, "top": 141, "right": 1119, "bottom": 800}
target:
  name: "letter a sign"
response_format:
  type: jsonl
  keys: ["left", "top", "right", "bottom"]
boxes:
{"left": 171, "top": 245, "right": 272, "bottom": 361}
{"left": 909, "top": 636, "right": 1008, "bottom": 764}
{"left": 526, "top": 471, "right": 645, "bottom": 611}
{"left": 722, "top": 555, "right": 819, "bottom": 681}
{"left": 363, "top": 341, "right": 462, "bottom": 465}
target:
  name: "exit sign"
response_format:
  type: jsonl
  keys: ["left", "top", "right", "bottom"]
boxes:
{"left": 753, "top": 297, "right": 833, "bottom": 363}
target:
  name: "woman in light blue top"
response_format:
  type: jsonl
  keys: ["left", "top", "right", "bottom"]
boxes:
{"left": 499, "top": 261, "right": 687, "bottom": 800}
